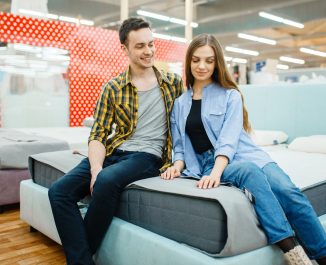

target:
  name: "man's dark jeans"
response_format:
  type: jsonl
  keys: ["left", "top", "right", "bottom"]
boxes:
{"left": 48, "top": 150, "right": 162, "bottom": 265}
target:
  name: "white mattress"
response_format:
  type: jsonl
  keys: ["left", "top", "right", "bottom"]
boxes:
{"left": 266, "top": 147, "right": 326, "bottom": 189}
{"left": 15, "top": 127, "right": 91, "bottom": 150}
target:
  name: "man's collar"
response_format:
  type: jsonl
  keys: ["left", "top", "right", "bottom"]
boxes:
{"left": 121, "top": 65, "right": 171, "bottom": 88}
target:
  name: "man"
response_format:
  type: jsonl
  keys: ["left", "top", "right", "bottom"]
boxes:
{"left": 48, "top": 17, "right": 184, "bottom": 265}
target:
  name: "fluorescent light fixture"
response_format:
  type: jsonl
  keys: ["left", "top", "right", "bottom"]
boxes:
{"left": 280, "top": 56, "right": 305, "bottom": 64}
{"left": 80, "top": 19, "right": 94, "bottom": 26}
{"left": 137, "top": 10, "right": 169, "bottom": 21}
{"left": 59, "top": 16, "right": 79, "bottom": 24}
{"left": 18, "top": 8, "right": 45, "bottom": 18}
{"left": 225, "top": 46, "right": 259, "bottom": 56}
{"left": 232, "top": 58, "right": 248, "bottom": 64}
{"left": 153, "top": 33, "right": 187, "bottom": 43}
{"left": 224, "top": 56, "right": 232, "bottom": 61}
{"left": 300, "top": 47, "right": 326, "bottom": 57}
{"left": 259, "top": 12, "right": 304, "bottom": 29}
{"left": 276, "top": 64, "right": 289, "bottom": 70}
{"left": 238, "top": 33, "right": 276, "bottom": 45}
{"left": 13, "top": 44, "right": 42, "bottom": 53}
{"left": 153, "top": 33, "right": 171, "bottom": 40}
{"left": 170, "top": 36, "right": 187, "bottom": 43}
{"left": 46, "top": 13, "right": 59, "bottom": 20}
{"left": 137, "top": 10, "right": 198, "bottom": 28}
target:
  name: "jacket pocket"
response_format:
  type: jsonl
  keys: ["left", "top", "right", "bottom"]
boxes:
{"left": 208, "top": 109, "right": 226, "bottom": 134}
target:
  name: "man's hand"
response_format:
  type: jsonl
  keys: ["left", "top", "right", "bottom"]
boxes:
{"left": 90, "top": 167, "right": 102, "bottom": 194}
{"left": 197, "top": 175, "right": 220, "bottom": 189}
{"left": 160, "top": 165, "right": 181, "bottom": 180}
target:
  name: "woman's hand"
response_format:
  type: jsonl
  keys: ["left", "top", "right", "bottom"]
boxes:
{"left": 197, "top": 175, "right": 220, "bottom": 189}
{"left": 160, "top": 165, "right": 181, "bottom": 180}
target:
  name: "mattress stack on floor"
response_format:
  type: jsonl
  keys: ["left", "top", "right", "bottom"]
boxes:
{"left": 0, "top": 129, "right": 69, "bottom": 210}
{"left": 20, "top": 149, "right": 326, "bottom": 265}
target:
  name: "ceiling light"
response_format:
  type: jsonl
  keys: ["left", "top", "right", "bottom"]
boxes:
{"left": 170, "top": 36, "right": 187, "bottom": 43}
{"left": 137, "top": 10, "right": 198, "bottom": 28}
{"left": 153, "top": 33, "right": 171, "bottom": 40}
{"left": 300, "top": 47, "right": 326, "bottom": 57}
{"left": 46, "top": 13, "right": 59, "bottom": 20}
{"left": 279, "top": 56, "right": 305, "bottom": 64}
{"left": 232, "top": 58, "right": 248, "bottom": 64}
{"left": 80, "top": 19, "right": 95, "bottom": 26}
{"left": 137, "top": 10, "right": 169, "bottom": 21}
{"left": 225, "top": 46, "right": 259, "bottom": 56}
{"left": 276, "top": 64, "right": 289, "bottom": 70}
{"left": 238, "top": 33, "right": 276, "bottom": 45}
{"left": 59, "top": 16, "right": 79, "bottom": 24}
{"left": 153, "top": 33, "right": 187, "bottom": 43}
{"left": 18, "top": 9, "right": 44, "bottom": 18}
{"left": 259, "top": 12, "right": 304, "bottom": 29}
{"left": 224, "top": 56, "right": 232, "bottom": 61}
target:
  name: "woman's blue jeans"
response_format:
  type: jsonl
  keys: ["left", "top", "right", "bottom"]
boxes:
{"left": 196, "top": 149, "right": 326, "bottom": 259}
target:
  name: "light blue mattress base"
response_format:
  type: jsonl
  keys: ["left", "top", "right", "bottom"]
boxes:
{"left": 95, "top": 215, "right": 326, "bottom": 265}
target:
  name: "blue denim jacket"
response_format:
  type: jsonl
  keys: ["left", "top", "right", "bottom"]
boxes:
{"left": 171, "top": 83, "right": 273, "bottom": 178}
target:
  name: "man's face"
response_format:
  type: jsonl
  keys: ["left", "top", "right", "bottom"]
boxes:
{"left": 122, "top": 28, "right": 156, "bottom": 69}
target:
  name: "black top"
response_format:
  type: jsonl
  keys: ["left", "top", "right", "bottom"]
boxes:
{"left": 185, "top": 99, "right": 213, "bottom": 154}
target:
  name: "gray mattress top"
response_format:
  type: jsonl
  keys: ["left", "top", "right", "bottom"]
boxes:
{"left": 0, "top": 129, "right": 69, "bottom": 169}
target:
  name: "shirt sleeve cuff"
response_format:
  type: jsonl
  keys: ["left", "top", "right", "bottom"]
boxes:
{"left": 173, "top": 152, "right": 184, "bottom": 163}
{"left": 214, "top": 146, "right": 235, "bottom": 163}
{"left": 88, "top": 135, "right": 106, "bottom": 145}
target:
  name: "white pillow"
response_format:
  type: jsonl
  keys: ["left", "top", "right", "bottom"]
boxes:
{"left": 250, "top": 130, "right": 288, "bottom": 146}
{"left": 82, "top": 116, "right": 94, "bottom": 127}
{"left": 288, "top": 135, "right": 326, "bottom": 154}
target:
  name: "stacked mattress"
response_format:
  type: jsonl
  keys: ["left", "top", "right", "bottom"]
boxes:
{"left": 28, "top": 149, "right": 326, "bottom": 255}
{"left": 0, "top": 129, "right": 69, "bottom": 208}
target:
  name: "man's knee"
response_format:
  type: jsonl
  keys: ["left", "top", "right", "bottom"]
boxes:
{"left": 94, "top": 170, "right": 121, "bottom": 193}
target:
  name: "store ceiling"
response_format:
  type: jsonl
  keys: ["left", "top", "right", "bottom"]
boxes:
{"left": 0, "top": 0, "right": 325, "bottom": 68}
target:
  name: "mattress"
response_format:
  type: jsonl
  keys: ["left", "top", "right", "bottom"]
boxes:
{"left": 266, "top": 148, "right": 326, "bottom": 216}
{"left": 29, "top": 151, "right": 230, "bottom": 254}
{"left": 0, "top": 169, "right": 30, "bottom": 205}
{"left": 29, "top": 148, "right": 326, "bottom": 255}
{"left": 0, "top": 129, "right": 70, "bottom": 169}
{"left": 30, "top": 151, "right": 266, "bottom": 256}
{"left": 15, "top": 126, "right": 91, "bottom": 150}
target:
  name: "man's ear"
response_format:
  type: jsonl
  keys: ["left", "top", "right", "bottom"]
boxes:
{"left": 121, "top": 44, "right": 128, "bottom": 56}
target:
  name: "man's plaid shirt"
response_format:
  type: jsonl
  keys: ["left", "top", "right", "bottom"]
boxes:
{"left": 89, "top": 66, "right": 184, "bottom": 171}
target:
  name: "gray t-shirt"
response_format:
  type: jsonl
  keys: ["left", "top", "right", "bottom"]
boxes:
{"left": 118, "top": 85, "right": 167, "bottom": 158}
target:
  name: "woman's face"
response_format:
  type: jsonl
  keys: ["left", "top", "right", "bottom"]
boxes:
{"left": 191, "top": 45, "right": 216, "bottom": 82}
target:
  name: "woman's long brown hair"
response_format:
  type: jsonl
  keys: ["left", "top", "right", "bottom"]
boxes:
{"left": 185, "top": 34, "right": 252, "bottom": 133}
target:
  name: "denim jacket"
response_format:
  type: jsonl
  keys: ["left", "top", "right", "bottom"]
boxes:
{"left": 171, "top": 82, "right": 273, "bottom": 178}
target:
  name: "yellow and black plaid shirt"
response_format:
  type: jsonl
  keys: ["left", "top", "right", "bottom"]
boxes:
{"left": 89, "top": 66, "right": 184, "bottom": 170}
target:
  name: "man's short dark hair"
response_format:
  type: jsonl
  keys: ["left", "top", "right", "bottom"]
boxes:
{"left": 119, "top": 17, "right": 151, "bottom": 45}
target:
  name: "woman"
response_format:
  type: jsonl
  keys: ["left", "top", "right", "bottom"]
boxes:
{"left": 161, "top": 34, "right": 326, "bottom": 265}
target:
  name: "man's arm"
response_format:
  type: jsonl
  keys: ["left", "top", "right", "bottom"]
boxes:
{"left": 88, "top": 84, "right": 114, "bottom": 193}
{"left": 88, "top": 140, "right": 106, "bottom": 194}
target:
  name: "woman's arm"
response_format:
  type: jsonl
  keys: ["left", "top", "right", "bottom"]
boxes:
{"left": 197, "top": 155, "right": 228, "bottom": 188}
{"left": 198, "top": 90, "right": 243, "bottom": 189}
